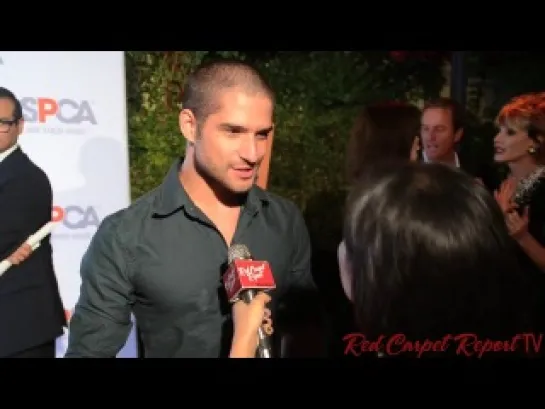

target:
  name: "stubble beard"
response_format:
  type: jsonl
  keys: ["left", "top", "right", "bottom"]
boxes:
{"left": 193, "top": 146, "right": 251, "bottom": 207}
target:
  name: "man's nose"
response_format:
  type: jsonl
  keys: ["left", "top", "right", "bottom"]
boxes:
{"left": 239, "top": 136, "right": 258, "bottom": 163}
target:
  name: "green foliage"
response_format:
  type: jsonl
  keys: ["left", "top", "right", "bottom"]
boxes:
{"left": 125, "top": 51, "right": 446, "bottom": 253}
{"left": 124, "top": 51, "right": 545, "bottom": 274}
{"left": 251, "top": 51, "right": 446, "bottom": 209}
{"left": 126, "top": 51, "right": 185, "bottom": 199}
{"left": 125, "top": 51, "right": 244, "bottom": 199}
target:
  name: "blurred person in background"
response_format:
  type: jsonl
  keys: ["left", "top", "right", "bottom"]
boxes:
{"left": 0, "top": 86, "right": 65, "bottom": 358}
{"left": 309, "top": 101, "right": 422, "bottom": 357}
{"left": 493, "top": 91, "right": 545, "bottom": 335}
{"left": 420, "top": 97, "right": 496, "bottom": 190}
{"left": 345, "top": 102, "right": 422, "bottom": 184}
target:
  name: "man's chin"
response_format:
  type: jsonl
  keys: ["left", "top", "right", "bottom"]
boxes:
{"left": 229, "top": 181, "right": 255, "bottom": 194}
{"left": 226, "top": 174, "right": 258, "bottom": 191}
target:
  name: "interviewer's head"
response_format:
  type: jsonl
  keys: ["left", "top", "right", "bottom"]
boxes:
{"left": 338, "top": 162, "right": 530, "bottom": 339}
{"left": 345, "top": 102, "right": 421, "bottom": 184}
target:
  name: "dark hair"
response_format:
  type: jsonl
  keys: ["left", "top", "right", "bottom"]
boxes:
{"left": 345, "top": 103, "right": 421, "bottom": 184}
{"left": 343, "top": 162, "right": 534, "bottom": 350}
{"left": 496, "top": 92, "right": 545, "bottom": 164}
{"left": 0, "top": 87, "right": 23, "bottom": 120}
{"left": 181, "top": 59, "right": 274, "bottom": 123}
{"left": 422, "top": 97, "right": 465, "bottom": 131}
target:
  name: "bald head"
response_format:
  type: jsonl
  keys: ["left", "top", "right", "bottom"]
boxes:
{"left": 181, "top": 59, "right": 275, "bottom": 122}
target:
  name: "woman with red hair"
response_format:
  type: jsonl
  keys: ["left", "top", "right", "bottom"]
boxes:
{"left": 494, "top": 91, "right": 545, "bottom": 332}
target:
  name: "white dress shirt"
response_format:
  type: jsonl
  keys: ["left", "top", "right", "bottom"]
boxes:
{"left": 0, "top": 143, "right": 18, "bottom": 164}
{"left": 422, "top": 151, "right": 460, "bottom": 168}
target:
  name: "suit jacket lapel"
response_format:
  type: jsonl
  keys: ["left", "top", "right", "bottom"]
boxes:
{"left": 457, "top": 153, "right": 477, "bottom": 177}
{"left": 0, "top": 147, "right": 25, "bottom": 190}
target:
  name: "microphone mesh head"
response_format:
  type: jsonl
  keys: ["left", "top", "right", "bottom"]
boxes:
{"left": 227, "top": 244, "right": 251, "bottom": 263}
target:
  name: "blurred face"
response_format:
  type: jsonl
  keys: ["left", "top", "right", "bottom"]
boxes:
{"left": 494, "top": 122, "right": 537, "bottom": 164}
{"left": 0, "top": 98, "right": 23, "bottom": 153}
{"left": 180, "top": 88, "right": 274, "bottom": 194}
{"left": 421, "top": 108, "right": 462, "bottom": 162}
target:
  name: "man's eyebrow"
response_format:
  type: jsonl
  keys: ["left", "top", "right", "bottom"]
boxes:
{"left": 219, "top": 123, "right": 248, "bottom": 132}
{"left": 218, "top": 123, "right": 273, "bottom": 135}
{"left": 256, "top": 126, "right": 274, "bottom": 135}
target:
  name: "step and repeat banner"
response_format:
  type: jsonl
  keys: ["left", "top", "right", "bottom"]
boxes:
{"left": 1, "top": 51, "right": 137, "bottom": 357}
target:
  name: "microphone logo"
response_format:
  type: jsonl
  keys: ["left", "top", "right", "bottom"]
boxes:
{"left": 238, "top": 263, "right": 266, "bottom": 282}
{"left": 222, "top": 259, "right": 275, "bottom": 303}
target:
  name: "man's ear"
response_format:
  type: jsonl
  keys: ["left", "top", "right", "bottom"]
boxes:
{"left": 454, "top": 127, "right": 464, "bottom": 144}
{"left": 16, "top": 118, "right": 24, "bottom": 136}
{"left": 179, "top": 109, "right": 197, "bottom": 144}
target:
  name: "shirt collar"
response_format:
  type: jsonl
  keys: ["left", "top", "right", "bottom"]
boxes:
{"left": 422, "top": 151, "right": 460, "bottom": 168}
{"left": 0, "top": 143, "right": 19, "bottom": 164}
{"left": 152, "top": 157, "right": 269, "bottom": 217}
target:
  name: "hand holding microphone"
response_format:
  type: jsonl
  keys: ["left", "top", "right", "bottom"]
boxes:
{"left": 223, "top": 244, "right": 276, "bottom": 358}
{"left": 231, "top": 292, "right": 273, "bottom": 356}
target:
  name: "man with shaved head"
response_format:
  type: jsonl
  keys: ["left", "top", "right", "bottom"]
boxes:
{"left": 66, "top": 59, "right": 321, "bottom": 358}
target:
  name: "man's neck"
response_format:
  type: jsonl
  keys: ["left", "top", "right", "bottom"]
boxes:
{"left": 424, "top": 150, "right": 459, "bottom": 167}
{"left": 179, "top": 155, "right": 243, "bottom": 210}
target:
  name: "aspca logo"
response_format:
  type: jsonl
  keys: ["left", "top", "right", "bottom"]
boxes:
{"left": 52, "top": 205, "right": 100, "bottom": 230}
{"left": 21, "top": 97, "right": 97, "bottom": 125}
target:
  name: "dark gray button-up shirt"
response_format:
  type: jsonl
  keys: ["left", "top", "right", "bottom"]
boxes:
{"left": 65, "top": 158, "right": 314, "bottom": 358}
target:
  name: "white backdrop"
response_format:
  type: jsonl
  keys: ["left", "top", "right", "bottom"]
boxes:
{"left": 1, "top": 51, "right": 138, "bottom": 358}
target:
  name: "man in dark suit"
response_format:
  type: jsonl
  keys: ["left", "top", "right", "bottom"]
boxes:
{"left": 0, "top": 87, "right": 66, "bottom": 358}
{"left": 419, "top": 97, "right": 497, "bottom": 191}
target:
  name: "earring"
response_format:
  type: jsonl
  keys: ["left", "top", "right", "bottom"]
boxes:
{"left": 529, "top": 146, "right": 537, "bottom": 154}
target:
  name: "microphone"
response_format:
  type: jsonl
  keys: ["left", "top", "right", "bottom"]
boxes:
{"left": 0, "top": 221, "right": 59, "bottom": 276}
{"left": 223, "top": 244, "right": 276, "bottom": 358}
